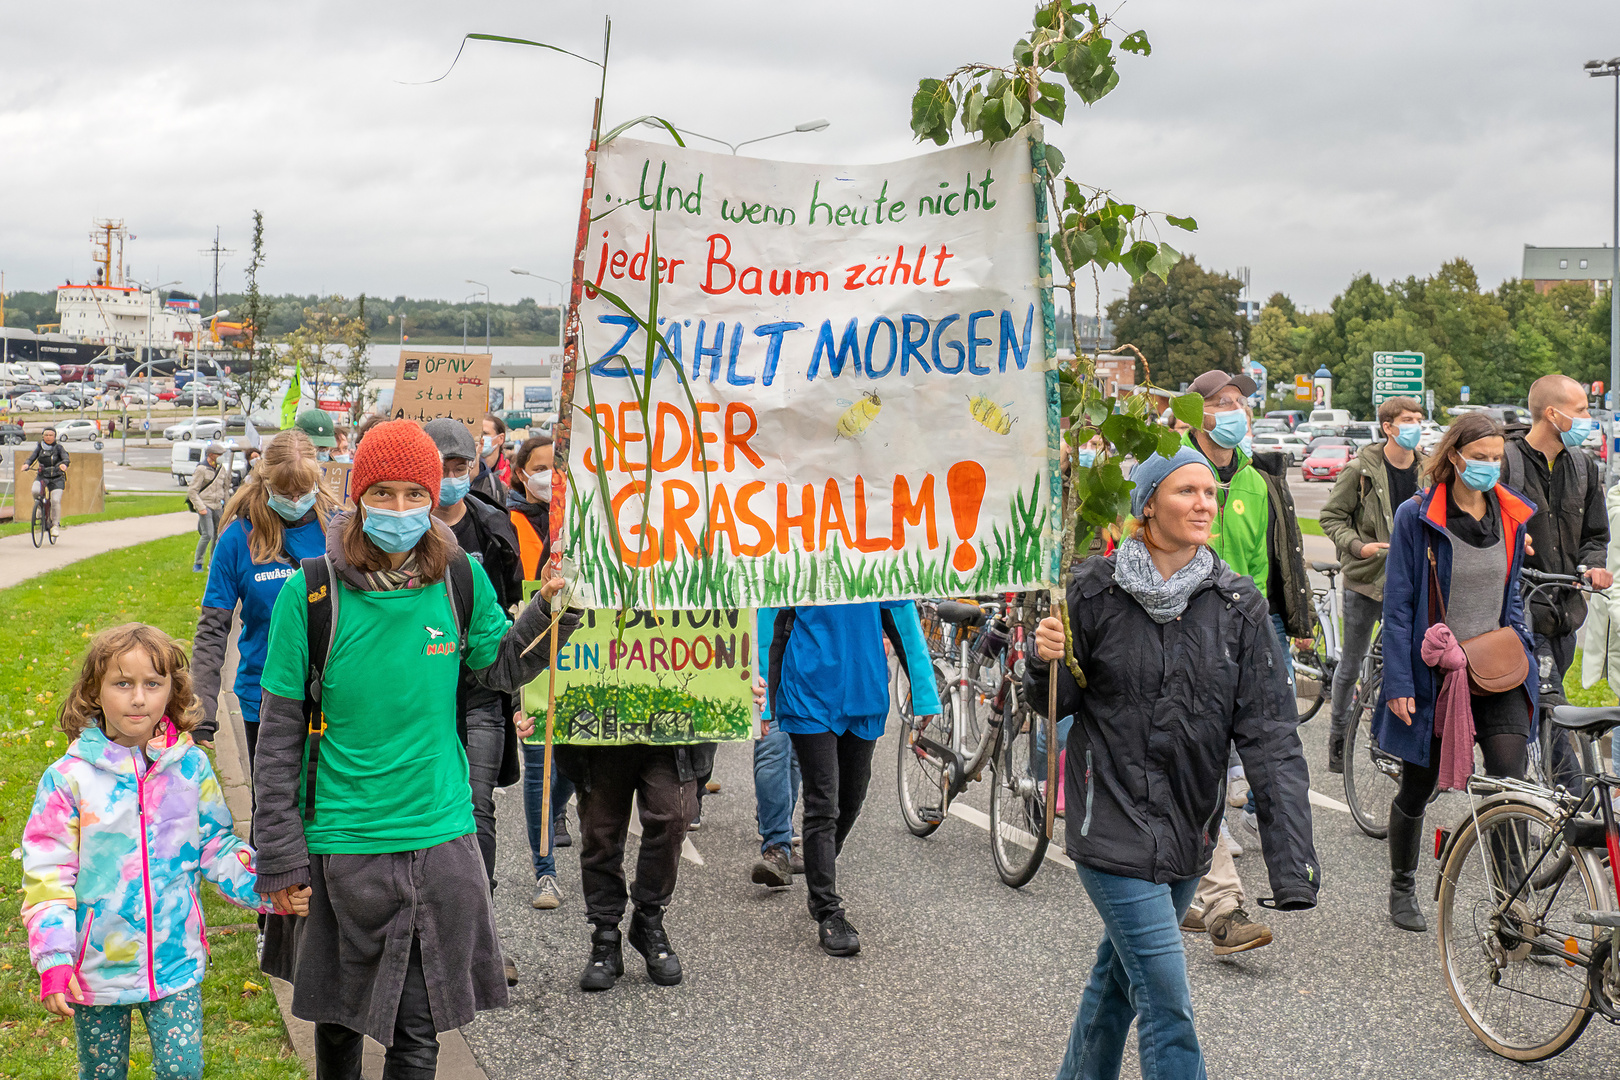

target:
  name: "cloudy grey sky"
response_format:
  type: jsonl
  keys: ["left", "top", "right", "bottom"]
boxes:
{"left": 1, "top": 1, "right": 1615, "bottom": 313}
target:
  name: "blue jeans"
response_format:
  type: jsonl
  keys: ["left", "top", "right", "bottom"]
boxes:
{"left": 1059, "top": 865, "right": 1205, "bottom": 1080}
{"left": 523, "top": 742, "right": 576, "bottom": 880}
{"left": 753, "top": 727, "right": 801, "bottom": 852}
{"left": 1034, "top": 714, "right": 1076, "bottom": 776}
{"left": 1270, "top": 613, "right": 1294, "bottom": 686}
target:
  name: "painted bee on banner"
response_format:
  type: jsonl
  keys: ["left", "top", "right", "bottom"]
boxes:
{"left": 835, "top": 391, "right": 882, "bottom": 440}
{"left": 968, "top": 394, "right": 1015, "bottom": 435}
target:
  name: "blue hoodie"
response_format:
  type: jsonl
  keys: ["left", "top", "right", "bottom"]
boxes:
{"left": 761, "top": 601, "right": 941, "bottom": 740}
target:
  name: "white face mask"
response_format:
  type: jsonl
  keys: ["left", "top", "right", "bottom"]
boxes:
{"left": 525, "top": 468, "right": 553, "bottom": 503}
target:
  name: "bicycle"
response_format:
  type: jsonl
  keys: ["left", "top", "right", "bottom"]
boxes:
{"left": 984, "top": 592, "right": 1050, "bottom": 887}
{"left": 1521, "top": 567, "right": 1606, "bottom": 794}
{"left": 30, "top": 479, "right": 58, "bottom": 548}
{"left": 896, "top": 598, "right": 1005, "bottom": 838}
{"left": 1291, "top": 559, "right": 1345, "bottom": 723}
{"left": 1433, "top": 705, "right": 1620, "bottom": 1060}
{"left": 1341, "top": 626, "right": 1401, "bottom": 839}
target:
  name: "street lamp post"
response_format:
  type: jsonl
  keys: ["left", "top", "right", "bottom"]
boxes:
{"left": 466, "top": 279, "right": 490, "bottom": 352}
{"left": 641, "top": 117, "right": 830, "bottom": 155}
{"left": 1587, "top": 57, "right": 1620, "bottom": 485}
{"left": 144, "top": 280, "right": 180, "bottom": 447}
{"left": 509, "top": 268, "right": 565, "bottom": 346}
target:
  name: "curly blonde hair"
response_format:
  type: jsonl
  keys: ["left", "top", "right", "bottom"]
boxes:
{"left": 58, "top": 624, "right": 202, "bottom": 740}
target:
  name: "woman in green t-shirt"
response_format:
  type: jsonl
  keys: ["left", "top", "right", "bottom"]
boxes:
{"left": 250, "top": 420, "right": 575, "bottom": 1079}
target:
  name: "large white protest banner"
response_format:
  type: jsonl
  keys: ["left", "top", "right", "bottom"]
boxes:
{"left": 567, "top": 131, "right": 1057, "bottom": 609}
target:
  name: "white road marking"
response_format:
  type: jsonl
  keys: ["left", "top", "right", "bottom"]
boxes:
{"left": 1309, "top": 789, "right": 1351, "bottom": 814}
{"left": 947, "top": 801, "right": 1075, "bottom": 869}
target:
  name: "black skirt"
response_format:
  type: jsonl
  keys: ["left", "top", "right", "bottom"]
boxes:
{"left": 1469, "top": 686, "right": 1532, "bottom": 739}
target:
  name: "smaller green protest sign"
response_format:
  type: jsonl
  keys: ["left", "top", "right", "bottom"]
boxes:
{"left": 521, "top": 604, "right": 758, "bottom": 745}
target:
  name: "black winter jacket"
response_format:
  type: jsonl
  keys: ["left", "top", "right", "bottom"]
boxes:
{"left": 1504, "top": 435, "right": 1609, "bottom": 637}
{"left": 1026, "top": 554, "right": 1320, "bottom": 909}
{"left": 447, "top": 488, "right": 527, "bottom": 788}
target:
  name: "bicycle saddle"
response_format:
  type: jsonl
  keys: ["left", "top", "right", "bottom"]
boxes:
{"left": 1310, "top": 560, "right": 1341, "bottom": 574}
{"left": 1549, "top": 705, "right": 1620, "bottom": 737}
{"left": 935, "top": 601, "right": 986, "bottom": 628}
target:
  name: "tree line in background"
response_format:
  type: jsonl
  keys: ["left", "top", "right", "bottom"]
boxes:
{"left": 1108, "top": 255, "right": 1615, "bottom": 418}
{"left": 0, "top": 290, "right": 561, "bottom": 344}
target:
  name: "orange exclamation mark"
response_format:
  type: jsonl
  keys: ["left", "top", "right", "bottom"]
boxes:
{"left": 948, "top": 461, "right": 987, "bottom": 572}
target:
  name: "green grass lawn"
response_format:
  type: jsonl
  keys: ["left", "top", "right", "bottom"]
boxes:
{"left": 0, "top": 495, "right": 191, "bottom": 540}
{"left": 1299, "top": 517, "right": 1324, "bottom": 537}
{"left": 1565, "top": 649, "right": 1618, "bottom": 708}
{"left": 0, "top": 535, "right": 300, "bottom": 1078}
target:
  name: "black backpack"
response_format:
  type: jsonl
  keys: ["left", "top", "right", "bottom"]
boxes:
{"left": 298, "top": 552, "right": 475, "bottom": 822}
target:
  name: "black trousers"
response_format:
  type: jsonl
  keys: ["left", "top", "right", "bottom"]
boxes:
{"left": 574, "top": 745, "right": 697, "bottom": 926}
{"left": 314, "top": 937, "right": 437, "bottom": 1080}
{"left": 789, "top": 730, "right": 878, "bottom": 921}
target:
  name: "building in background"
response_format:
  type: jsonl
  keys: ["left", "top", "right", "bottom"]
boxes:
{"left": 1523, "top": 244, "right": 1615, "bottom": 294}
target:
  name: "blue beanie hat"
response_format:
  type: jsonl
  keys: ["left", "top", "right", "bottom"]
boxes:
{"left": 1129, "top": 447, "right": 1216, "bottom": 519}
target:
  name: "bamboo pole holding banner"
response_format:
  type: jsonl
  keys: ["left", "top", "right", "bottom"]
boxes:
{"left": 540, "top": 17, "right": 612, "bottom": 855}
{"left": 1028, "top": 123, "right": 1062, "bottom": 839}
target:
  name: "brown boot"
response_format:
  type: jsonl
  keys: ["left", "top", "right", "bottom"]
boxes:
{"left": 1207, "top": 907, "right": 1273, "bottom": 955}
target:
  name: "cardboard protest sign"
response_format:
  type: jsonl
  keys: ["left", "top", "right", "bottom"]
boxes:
{"left": 521, "top": 606, "right": 757, "bottom": 745}
{"left": 567, "top": 133, "right": 1056, "bottom": 609}
{"left": 392, "top": 351, "right": 491, "bottom": 439}
{"left": 318, "top": 460, "right": 353, "bottom": 508}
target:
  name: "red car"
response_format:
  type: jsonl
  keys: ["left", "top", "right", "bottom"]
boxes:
{"left": 1301, "top": 444, "right": 1352, "bottom": 482}
{"left": 157, "top": 388, "right": 178, "bottom": 401}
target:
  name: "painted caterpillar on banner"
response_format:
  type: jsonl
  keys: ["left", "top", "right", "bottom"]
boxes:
{"left": 570, "top": 129, "right": 1057, "bottom": 610}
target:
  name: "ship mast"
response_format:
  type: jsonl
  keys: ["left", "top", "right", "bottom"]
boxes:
{"left": 90, "top": 218, "right": 130, "bottom": 287}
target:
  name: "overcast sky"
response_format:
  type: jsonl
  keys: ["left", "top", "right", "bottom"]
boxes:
{"left": 1, "top": 1, "right": 1616, "bottom": 313}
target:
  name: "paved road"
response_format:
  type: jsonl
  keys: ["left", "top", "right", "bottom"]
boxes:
{"left": 465, "top": 710, "right": 1613, "bottom": 1079}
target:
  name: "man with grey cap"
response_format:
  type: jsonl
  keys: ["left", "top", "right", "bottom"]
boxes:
{"left": 186, "top": 440, "right": 231, "bottom": 572}
{"left": 1177, "top": 368, "right": 1276, "bottom": 958}
{"left": 424, "top": 416, "right": 527, "bottom": 986}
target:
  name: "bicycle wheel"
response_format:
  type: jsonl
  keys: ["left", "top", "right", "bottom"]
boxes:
{"left": 897, "top": 671, "right": 952, "bottom": 838}
{"left": 959, "top": 647, "right": 1002, "bottom": 766}
{"left": 988, "top": 693, "right": 1048, "bottom": 887}
{"left": 1342, "top": 669, "right": 1399, "bottom": 840}
{"left": 1437, "top": 800, "right": 1601, "bottom": 1061}
{"left": 1292, "top": 609, "right": 1329, "bottom": 723}
{"left": 30, "top": 498, "right": 45, "bottom": 548}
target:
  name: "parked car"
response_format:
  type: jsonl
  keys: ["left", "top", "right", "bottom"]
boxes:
{"left": 164, "top": 417, "right": 226, "bottom": 442}
{"left": 2, "top": 384, "right": 44, "bottom": 399}
{"left": 1251, "top": 419, "right": 1289, "bottom": 436}
{"left": 172, "top": 387, "right": 220, "bottom": 408}
{"left": 1342, "top": 422, "right": 1378, "bottom": 448}
{"left": 1253, "top": 432, "right": 1309, "bottom": 464}
{"left": 0, "top": 421, "right": 24, "bottom": 445}
{"left": 1309, "top": 408, "right": 1355, "bottom": 432}
{"left": 53, "top": 418, "right": 103, "bottom": 441}
{"left": 14, "top": 392, "right": 56, "bottom": 412}
{"left": 171, "top": 440, "right": 247, "bottom": 485}
{"left": 1302, "top": 444, "right": 1353, "bottom": 482}
{"left": 224, "top": 414, "right": 250, "bottom": 431}
{"left": 1264, "top": 410, "right": 1309, "bottom": 432}
{"left": 156, "top": 388, "right": 179, "bottom": 402}
{"left": 119, "top": 388, "right": 157, "bottom": 406}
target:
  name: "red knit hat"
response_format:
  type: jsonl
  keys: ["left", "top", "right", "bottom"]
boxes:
{"left": 350, "top": 419, "right": 441, "bottom": 505}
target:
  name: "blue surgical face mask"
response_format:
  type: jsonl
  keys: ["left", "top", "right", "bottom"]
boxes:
{"left": 1209, "top": 408, "right": 1249, "bottom": 450}
{"left": 1556, "top": 410, "right": 1599, "bottom": 449}
{"left": 361, "top": 504, "right": 433, "bottom": 553}
{"left": 267, "top": 490, "right": 318, "bottom": 521}
{"left": 1239, "top": 432, "right": 1254, "bottom": 457}
{"left": 481, "top": 436, "right": 497, "bottom": 456}
{"left": 316, "top": 449, "right": 331, "bottom": 462}
{"left": 438, "top": 474, "right": 471, "bottom": 507}
{"left": 1458, "top": 459, "right": 1501, "bottom": 492}
{"left": 1394, "top": 423, "right": 1422, "bottom": 450}
{"left": 1073, "top": 448, "right": 1097, "bottom": 468}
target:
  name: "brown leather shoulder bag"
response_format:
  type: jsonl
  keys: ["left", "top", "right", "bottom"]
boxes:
{"left": 1428, "top": 545, "right": 1528, "bottom": 694}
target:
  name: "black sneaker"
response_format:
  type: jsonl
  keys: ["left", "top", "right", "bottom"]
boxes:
{"left": 627, "top": 908, "right": 683, "bottom": 986}
{"left": 579, "top": 926, "right": 624, "bottom": 992}
{"left": 688, "top": 812, "right": 703, "bottom": 832}
{"left": 818, "top": 913, "right": 861, "bottom": 957}
{"left": 751, "top": 844, "right": 793, "bottom": 887}
{"left": 504, "top": 954, "right": 519, "bottom": 987}
{"left": 552, "top": 815, "right": 572, "bottom": 849}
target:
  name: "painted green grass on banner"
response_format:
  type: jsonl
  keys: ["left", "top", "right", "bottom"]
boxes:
{"left": 566, "top": 477, "right": 1048, "bottom": 607}
{"left": 537, "top": 682, "right": 752, "bottom": 745}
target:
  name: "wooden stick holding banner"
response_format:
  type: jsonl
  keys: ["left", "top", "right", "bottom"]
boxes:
{"left": 540, "top": 16, "right": 611, "bottom": 856}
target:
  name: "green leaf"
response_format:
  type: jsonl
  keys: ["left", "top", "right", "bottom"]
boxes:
{"left": 910, "top": 79, "right": 957, "bottom": 144}
{"left": 979, "top": 96, "right": 1007, "bottom": 141}
{"left": 1062, "top": 177, "right": 1085, "bottom": 211}
{"left": 964, "top": 86, "right": 985, "bottom": 132}
{"left": 1042, "top": 143, "right": 1066, "bottom": 174}
{"left": 1171, "top": 393, "right": 1204, "bottom": 429}
{"left": 1034, "top": 3, "right": 1057, "bottom": 29}
{"left": 1119, "top": 29, "right": 1152, "bottom": 55}
{"left": 1083, "top": 398, "right": 1109, "bottom": 426}
{"left": 1156, "top": 427, "right": 1183, "bottom": 458}
{"left": 1165, "top": 214, "right": 1198, "bottom": 231}
{"left": 1002, "top": 86, "right": 1025, "bottom": 130}
{"left": 1013, "top": 37, "right": 1035, "bottom": 66}
{"left": 1059, "top": 372, "right": 1082, "bottom": 415}
{"left": 1145, "top": 243, "right": 1181, "bottom": 283}
{"left": 1100, "top": 412, "right": 1133, "bottom": 448}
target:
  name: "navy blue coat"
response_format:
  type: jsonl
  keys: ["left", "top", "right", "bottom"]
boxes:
{"left": 1373, "top": 482, "right": 1538, "bottom": 768}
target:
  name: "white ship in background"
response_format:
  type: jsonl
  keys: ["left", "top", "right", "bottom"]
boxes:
{"left": 55, "top": 219, "right": 205, "bottom": 349}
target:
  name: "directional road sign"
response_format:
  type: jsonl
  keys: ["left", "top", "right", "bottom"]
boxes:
{"left": 1372, "top": 351, "right": 1424, "bottom": 407}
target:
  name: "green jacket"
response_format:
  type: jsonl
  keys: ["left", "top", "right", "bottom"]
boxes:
{"left": 1318, "top": 443, "right": 1421, "bottom": 602}
{"left": 1181, "top": 433, "right": 1269, "bottom": 596}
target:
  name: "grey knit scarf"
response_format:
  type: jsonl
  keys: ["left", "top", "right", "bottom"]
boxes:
{"left": 1113, "top": 536, "right": 1214, "bottom": 623}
